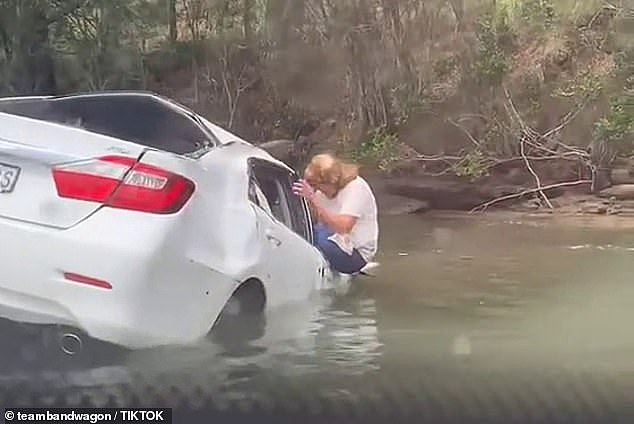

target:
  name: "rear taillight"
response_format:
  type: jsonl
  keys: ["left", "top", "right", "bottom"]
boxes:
{"left": 52, "top": 155, "right": 195, "bottom": 214}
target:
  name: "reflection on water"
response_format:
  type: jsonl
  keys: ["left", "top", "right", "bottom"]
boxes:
{"left": 1, "top": 212, "right": 634, "bottom": 396}
{"left": 125, "top": 292, "right": 384, "bottom": 387}
{"left": 0, "top": 290, "right": 385, "bottom": 392}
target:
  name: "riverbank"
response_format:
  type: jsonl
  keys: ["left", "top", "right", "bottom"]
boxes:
{"left": 370, "top": 174, "right": 634, "bottom": 222}
{"left": 256, "top": 132, "right": 634, "bottom": 219}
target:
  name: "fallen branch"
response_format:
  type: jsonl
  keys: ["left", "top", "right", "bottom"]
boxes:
{"left": 417, "top": 153, "right": 583, "bottom": 163}
{"left": 416, "top": 154, "right": 466, "bottom": 161}
{"left": 411, "top": 91, "right": 594, "bottom": 189}
{"left": 470, "top": 180, "right": 592, "bottom": 213}
{"left": 489, "top": 152, "right": 586, "bottom": 166}
{"left": 415, "top": 152, "right": 587, "bottom": 178}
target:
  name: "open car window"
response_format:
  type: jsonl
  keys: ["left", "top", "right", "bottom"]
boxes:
{"left": 0, "top": 94, "right": 216, "bottom": 155}
{"left": 248, "top": 177, "right": 273, "bottom": 215}
{"left": 249, "top": 159, "right": 312, "bottom": 243}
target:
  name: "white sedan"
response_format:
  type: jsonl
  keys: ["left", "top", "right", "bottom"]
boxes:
{"left": 0, "top": 91, "right": 339, "bottom": 355}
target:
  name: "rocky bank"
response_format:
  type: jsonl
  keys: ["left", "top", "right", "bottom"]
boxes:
{"left": 258, "top": 133, "right": 634, "bottom": 218}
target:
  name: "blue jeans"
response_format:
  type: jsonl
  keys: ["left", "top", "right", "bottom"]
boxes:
{"left": 313, "top": 223, "right": 366, "bottom": 274}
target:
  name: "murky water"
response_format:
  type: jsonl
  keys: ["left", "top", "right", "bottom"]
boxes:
{"left": 2, "top": 213, "right": 634, "bottom": 409}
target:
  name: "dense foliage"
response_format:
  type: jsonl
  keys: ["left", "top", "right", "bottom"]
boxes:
{"left": 0, "top": 0, "right": 631, "bottom": 175}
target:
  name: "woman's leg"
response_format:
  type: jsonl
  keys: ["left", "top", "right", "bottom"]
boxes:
{"left": 313, "top": 223, "right": 333, "bottom": 247}
{"left": 320, "top": 243, "right": 367, "bottom": 274}
{"left": 313, "top": 224, "right": 367, "bottom": 274}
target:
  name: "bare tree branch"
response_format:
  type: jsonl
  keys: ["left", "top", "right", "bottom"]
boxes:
{"left": 447, "top": 117, "right": 482, "bottom": 147}
{"left": 542, "top": 100, "right": 589, "bottom": 140}
{"left": 521, "top": 134, "right": 553, "bottom": 209}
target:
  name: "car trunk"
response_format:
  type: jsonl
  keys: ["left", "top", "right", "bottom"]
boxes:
{"left": 0, "top": 111, "right": 146, "bottom": 229}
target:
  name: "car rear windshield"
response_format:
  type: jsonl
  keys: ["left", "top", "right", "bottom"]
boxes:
{"left": 0, "top": 94, "right": 214, "bottom": 154}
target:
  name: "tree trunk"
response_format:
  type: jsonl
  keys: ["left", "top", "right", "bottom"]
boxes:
{"left": 382, "top": 0, "right": 412, "bottom": 76}
{"left": 12, "top": 4, "right": 56, "bottom": 95}
{"left": 243, "top": 0, "right": 255, "bottom": 41}
{"left": 168, "top": 0, "right": 177, "bottom": 42}
{"left": 267, "top": 0, "right": 304, "bottom": 48}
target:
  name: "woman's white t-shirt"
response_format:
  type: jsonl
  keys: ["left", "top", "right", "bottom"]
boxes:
{"left": 314, "top": 176, "right": 378, "bottom": 261}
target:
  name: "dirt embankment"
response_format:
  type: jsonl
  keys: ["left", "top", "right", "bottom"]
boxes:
{"left": 144, "top": 3, "right": 630, "bottom": 221}
{"left": 253, "top": 14, "right": 631, "bottom": 218}
{"left": 258, "top": 122, "right": 634, "bottom": 218}
{"left": 368, "top": 173, "right": 634, "bottom": 218}
{"left": 367, "top": 175, "right": 634, "bottom": 218}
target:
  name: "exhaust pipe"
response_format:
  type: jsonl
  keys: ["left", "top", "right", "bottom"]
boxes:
{"left": 59, "top": 332, "right": 83, "bottom": 356}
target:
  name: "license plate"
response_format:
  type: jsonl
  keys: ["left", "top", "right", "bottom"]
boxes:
{"left": 0, "top": 163, "right": 21, "bottom": 193}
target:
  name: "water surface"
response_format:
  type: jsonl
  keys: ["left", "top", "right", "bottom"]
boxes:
{"left": 2, "top": 213, "right": 634, "bottom": 408}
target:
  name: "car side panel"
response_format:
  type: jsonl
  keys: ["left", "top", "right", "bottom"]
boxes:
{"left": 0, "top": 204, "right": 240, "bottom": 349}
{"left": 138, "top": 149, "right": 261, "bottom": 278}
{"left": 137, "top": 146, "right": 315, "bottom": 314}
{"left": 251, "top": 205, "right": 321, "bottom": 305}
{"left": 0, "top": 99, "right": 327, "bottom": 348}
{"left": 194, "top": 143, "right": 329, "bottom": 301}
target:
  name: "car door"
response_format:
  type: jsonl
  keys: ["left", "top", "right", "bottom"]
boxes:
{"left": 248, "top": 159, "right": 326, "bottom": 302}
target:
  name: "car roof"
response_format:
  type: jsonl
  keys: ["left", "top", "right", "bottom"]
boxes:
{"left": 0, "top": 90, "right": 296, "bottom": 173}
{"left": 0, "top": 90, "right": 201, "bottom": 120}
{"left": 216, "top": 139, "right": 297, "bottom": 174}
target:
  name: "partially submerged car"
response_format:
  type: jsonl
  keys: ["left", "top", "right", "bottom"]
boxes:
{"left": 0, "top": 90, "right": 340, "bottom": 355}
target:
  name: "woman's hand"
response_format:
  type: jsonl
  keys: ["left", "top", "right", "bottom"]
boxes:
{"left": 294, "top": 178, "right": 356, "bottom": 234}
{"left": 292, "top": 179, "right": 316, "bottom": 200}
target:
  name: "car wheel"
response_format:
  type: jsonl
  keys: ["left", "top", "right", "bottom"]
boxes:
{"left": 209, "top": 279, "right": 266, "bottom": 343}
{"left": 225, "top": 279, "right": 266, "bottom": 316}
{"left": 223, "top": 296, "right": 242, "bottom": 316}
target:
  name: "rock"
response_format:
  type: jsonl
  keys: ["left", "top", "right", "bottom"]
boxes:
{"left": 258, "top": 139, "right": 295, "bottom": 162}
{"left": 383, "top": 176, "right": 567, "bottom": 211}
{"left": 258, "top": 119, "right": 341, "bottom": 168}
{"left": 385, "top": 177, "right": 490, "bottom": 210}
{"left": 527, "top": 199, "right": 542, "bottom": 210}
{"left": 292, "top": 118, "right": 340, "bottom": 163}
{"left": 503, "top": 168, "right": 528, "bottom": 185}
{"left": 592, "top": 168, "right": 613, "bottom": 193}
{"left": 480, "top": 184, "right": 524, "bottom": 198}
{"left": 611, "top": 168, "right": 634, "bottom": 185}
{"left": 607, "top": 205, "right": 622, "bottom": 215}
{"left": 618, "top": 200, "right": 634, "bottom": 209}
{"left": 364, "top": 175, "right": 430, "bottom": 215}
{"left": 598, "top": 184, "right": 634, "bottom": 200}
{"left": 380, "top": 196, "right": 430, "bottom": 216}
{"left": 579, "top": 199, "right": 611, "bottom": 214}
{"left": 616, "top": 202, "right": 634, "bottom": 216}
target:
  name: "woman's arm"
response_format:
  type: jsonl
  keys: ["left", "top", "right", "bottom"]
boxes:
{"left": 308, "top": 195, "right": 357, "bottom": 234}
{"left": 293, "top": 180, "right": 357, "bottom": 234}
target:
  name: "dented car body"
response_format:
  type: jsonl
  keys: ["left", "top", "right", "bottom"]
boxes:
{"left": 0, "top": 91, "right": 333, "bottom": 350}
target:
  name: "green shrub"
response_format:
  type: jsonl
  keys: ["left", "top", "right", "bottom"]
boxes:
{"left": 350, "top": 128, "right": 401, "bottom": 173}
{"left": 433, "top": 56, "right": 458, "bottom": 79}
{"left": 594, "top": 95, "right": 634, "bottom": 155}
{"left": 519, "top": 0, "right": 557, "bottom": 30}
{"left": 474, "top": 11, "right": 514, "bottom": 85}
{"left": 455, "top": 150, "right": 490, "bottom": 181}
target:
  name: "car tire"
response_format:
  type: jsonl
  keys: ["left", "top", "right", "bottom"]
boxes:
{"left": 225, "top": 279, "right": 266, "bottom": 316}
{"left": 209, "top": 279, "right": 266, "bottom": 343}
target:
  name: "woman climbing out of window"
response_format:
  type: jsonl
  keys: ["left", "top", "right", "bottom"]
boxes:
{"left": 292, "top": 153, "right": 379, "bottom": 275}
